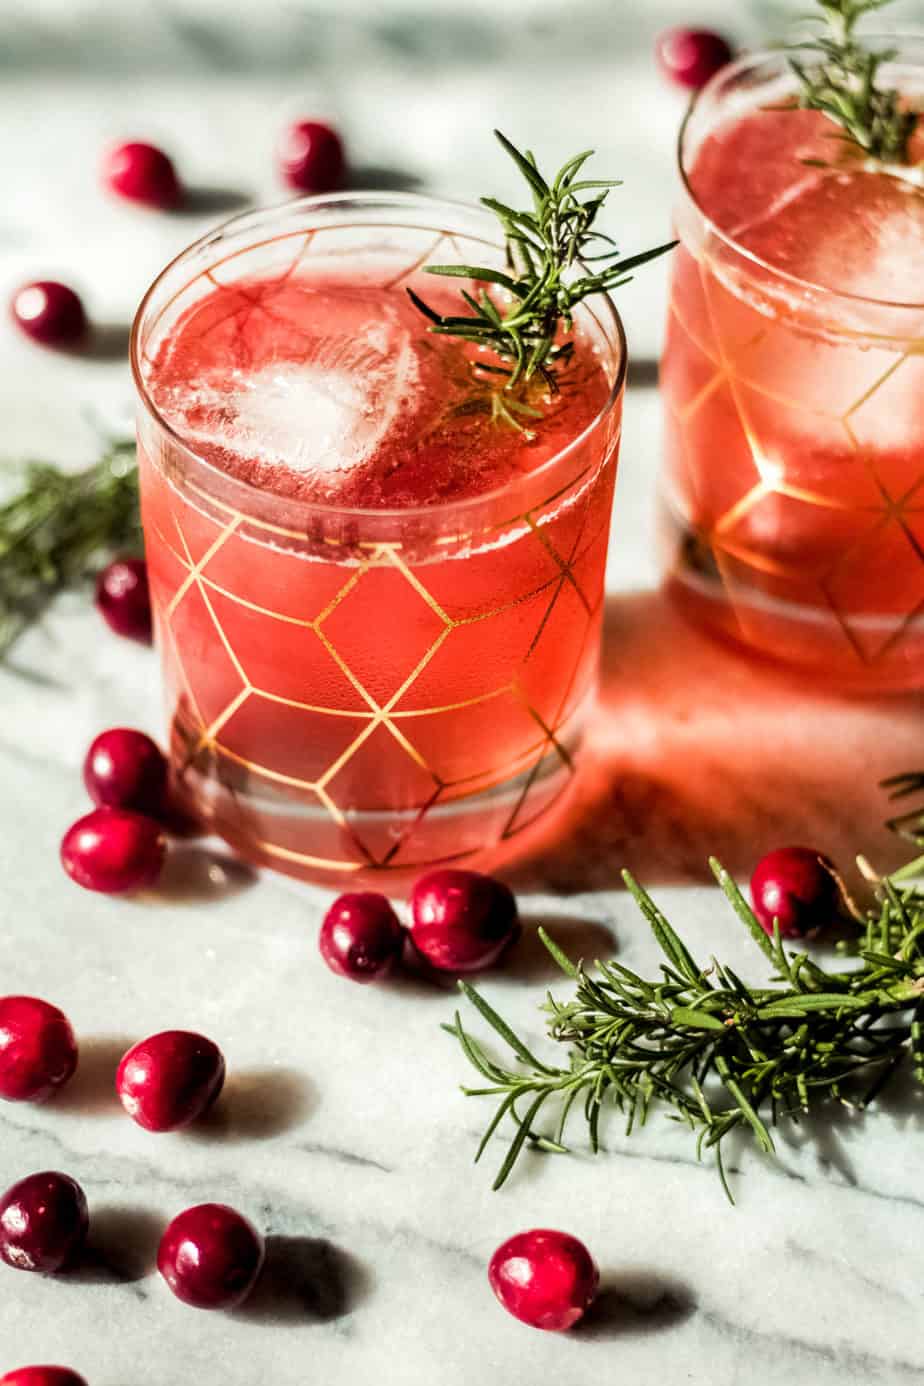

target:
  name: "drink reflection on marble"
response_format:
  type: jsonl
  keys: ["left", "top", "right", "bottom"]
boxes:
{"left": 132, "top": 194, "right": 625, "bottom": 883}
{"left": 661, "top": 47, "right": 924, "bottom": 691}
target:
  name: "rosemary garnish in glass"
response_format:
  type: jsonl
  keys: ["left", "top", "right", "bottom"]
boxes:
{"left": 447, "top": 850, "right": 924, "bottom": 1202}
{"left": 789, "top": 0, "right": 920, "bottom": 167}
{"left": 0, "top": 440, "right": 140, "bottom": 657}
{"left": 409, "top": 131, "right": 676, "bottom": 432}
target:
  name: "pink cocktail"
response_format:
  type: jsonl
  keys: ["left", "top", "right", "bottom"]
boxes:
{"left": 662, "top": 48, "right": 924, "bottom": 689}
{"left": 132, "top": 195, "right": 624, "bottom": 882}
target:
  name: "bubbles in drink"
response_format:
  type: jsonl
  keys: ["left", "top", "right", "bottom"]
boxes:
{"left": 143, "top": 257, "right": 610, "bottom": 509}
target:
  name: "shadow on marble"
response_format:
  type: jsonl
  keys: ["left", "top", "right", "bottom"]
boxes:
{"left": 240, "top": 1235, "right": 371, "bottom": 1324}
{"left": 193, "top": 1066, "right": 314, "bottom": 1143}
{"left": 157, "top": 842, "right": 258, "bottom": 903}
{"left": 53, "top": 1035, "right": 132, "bottom": 1115}
{"left": 72, "top": 1203, "right": 163, "bottom": 1285}
{"left": 627, "top": 356, "right": 660, "bottom": 389}
{"left": 84, "top": 322, "right": 132, "bottom": 363}
{"left": 774, "top": 1061, "right": 924, "bottom": 1190}
{"left": 177, "top": 184, "right": 253, "bottom": 218}
{"left": 499, "top": 914, "right": 617, "bottom": 981}
{"left": 507, "top": 587, "right": 923, "bottom": 894}
{"left": 347, "top": 164, "right": 423, "bottom": 193}
{"left": 582, "top": 1270, "right": 697, "bottom": 1340}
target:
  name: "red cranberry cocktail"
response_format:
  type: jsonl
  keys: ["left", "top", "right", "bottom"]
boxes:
{"left": 132, "top": 193, "right": 625, "bottom": 883}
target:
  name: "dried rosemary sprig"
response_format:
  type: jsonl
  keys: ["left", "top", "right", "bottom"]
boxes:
{"left": 789, "top": 0, "right": 919, "bottom": 164}
{"left": 447, "top": 854, "right": 924, "bottom": 1202}
{"left": 409, "top": 130, "right": 676, "bottom": 430}
{"left": 0, "top": 440, "right": 140, "bottom": 657}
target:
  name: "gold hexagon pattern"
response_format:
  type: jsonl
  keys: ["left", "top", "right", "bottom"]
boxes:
{"left": 663, "top": 247, "right": 924, "bottom": 670}
{"left": 144, "top": 452, "right": 615, "bottom": 876}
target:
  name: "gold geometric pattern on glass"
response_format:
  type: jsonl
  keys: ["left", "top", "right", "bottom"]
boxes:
{"left": 154, "top": 457, "right": 610, "bottom": 873}
{"left": 665, "top": 255, "right": 924, "bottom": 665}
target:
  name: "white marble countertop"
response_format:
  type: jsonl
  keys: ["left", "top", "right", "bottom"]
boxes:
{"left": 2, "top": 3, "right": 924, "bottom": 1383}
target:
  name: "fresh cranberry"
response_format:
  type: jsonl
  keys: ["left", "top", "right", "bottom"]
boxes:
{"left": 278, "top": 120, "right": 346, "bottom": 193}
{"left": 60, "top": 808, "right": 166, "bottom": 895}
{"left": 102, "top": 141, "right": 181, "bottom": 209}
{"left": 409, "top": 869, "right": 520, "bottom": 973}
{"left": 10, "top": 282, "right": 87, "bottom": 349}
{"left": 656, "top": 28, "right": 733, "bottom": 89}
{"left": 489, "top": 1228, "right": 598, "bottom": 1331}
{"left": 83, "top": 728, "right": 167, "bottom": 817}
{"left": 750, "top": 846, "right": 842, "bottom": 939}
{"left": 0, "top": 1172, "right": 89, "bottom": 1274}
{"left": 158, "top": 1203, "right": 264, "bottom": 1310}
{"left": 0, "top": 1370, "right": 88, "bottom": 1386}
{"left": 95, "top": 557, "right": 152, "bottom": 642}
{"left": 0, "top": 997, "right": 78, "bottom": 1103}
{"left": 117, "top": 1031, "right": 225, "bottom": 1132}
{"left": 319, "top": 893, "right": 405, "bottom": 983}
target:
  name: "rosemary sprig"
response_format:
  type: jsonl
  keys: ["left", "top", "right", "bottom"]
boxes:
{"left": 789, "top": 0, "right": 919, "bottom": 165}
{"left": 0, "top": 441, "right": 140, "bottom": 658}
{"left": 447, "top": 855, "right": 924, "bottom": 1202}
{"left": 409, "top": 130, "right": 676, "bottom": 430}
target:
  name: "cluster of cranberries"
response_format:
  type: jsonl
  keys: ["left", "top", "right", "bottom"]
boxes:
{"left": 319, "top": 869, "right": 521, "bottom": 982}
{"left": 0, "top": 995, "right": 262, "bottom": 1330}
{"left": 60, "top": 726, "right": 169, "bottom": 895}
{"left": 9, "top": 120, "right": 346, "bottom": 351}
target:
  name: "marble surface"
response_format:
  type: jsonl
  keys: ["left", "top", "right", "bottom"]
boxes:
{"left": 2, "top": 3, "right": 924, "bottom": 1383}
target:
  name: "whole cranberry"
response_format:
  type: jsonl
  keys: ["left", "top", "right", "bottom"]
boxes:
{"left": 117, "top": 1031, "right": 225, "bottom": 1132}
{"left": 83, "top": 728, "right": 167, "bottom": 817}
{"left": 0, "top": 996, "right": 78, "bottom": 1103}
{"left": 319, "top": 893, "right": 405, "bottom": 983}
{"left": 95, "top": 557, "right": 152, "bottom": 642}
{"left": 60, "top": 808, "right": 166, "bottom": 895}
{"left": 102, "top": 141, "right": 181, "bottom": 209}
{"left": 10, "top": 282, "right": 87, "bottom": 349}
{"left": 158, "top": 1203, "right": 264, "bottom": 1310}
{"left": 0, "top": 1172, "right": 89, "bottom": 1274}
{"left": 750, "top": 846, "right": 842, "bottom": 939}
{"left": 409, "top": 869, "right": 520, "bottom": 973}
{"left": 0, "top": 1370, "right": 88, "bottom": 1386}
{"left": 656, "top": 28, "right": 733, "bottom": 90}
{"left": 489, "top": 1228, "right": 599, "bottom": 1332}
{"left": 278, "top": 120, "right": 346, "bottom": 193}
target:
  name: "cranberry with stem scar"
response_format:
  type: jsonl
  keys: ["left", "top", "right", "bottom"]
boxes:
{"left": 0, "top": 1172, "right": 89, "bottom": 1274}
{"left": 656, "top": 28, "right": 733, "bottom": 90}
{"left": 319, "top": 893, "right": 405, "bottom": 983}
{"left": 489, "top": 1228, "right": 599, "bottom": 1331}
{"left": 60, "top": 807, "right": 166, "bottom": 895}
{"left": 102, "top": 141, "right": 181, "bottom": 209}
{"left": 95, "top": 557, "right": 152, "bottom": 643}
{"left": 158, "top": 1203, "right": 264, "bottom": 1310}
{"left": 117, "top": 1031, "right": 225, "bottom": 1132}
{"left": 750, "top": 846, "right": 843, "bottom": 939}
{"left": 0, "top": 996, "right": 78, "bottom": 1103}
{"left": 1, "top": 1371, "right": 88, "bottom": 1386}
{"left": 83, "top": 728, "right": 167, "bottom": 817}
{"left": 278, "top": 120, "right": 345, "bottom": 193}
{"left": 10, "top": 282, "right": 87, "bottom": 348}
{"left": 409, "top": 869, "right": 520, "bottom": 973}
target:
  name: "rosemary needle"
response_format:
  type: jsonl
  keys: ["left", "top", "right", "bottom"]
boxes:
{"left": 410, "top": 130, "right": 676, "bottom": 430}
{"left": 789, "top": 0, "right": 919, "bottom": 165}
{"left": 447, "top": 847, "right": 924, "bottom": 1202}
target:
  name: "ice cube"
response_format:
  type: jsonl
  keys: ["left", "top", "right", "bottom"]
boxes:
{"left": 153, "top": 308, "right": 419, "bottom": 478}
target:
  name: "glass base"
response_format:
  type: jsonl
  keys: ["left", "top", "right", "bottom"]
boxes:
{"left": 660, "top": 501, "right": 924, "bottom": 693}
{"left": 169, "top": 698, "right": 588, "bottom": 888}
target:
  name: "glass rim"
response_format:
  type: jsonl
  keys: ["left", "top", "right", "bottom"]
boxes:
{"left": 130, "top": 189, "right": 627, "bottom": 523}
{"left": 676, "top": 38, "right": 924, "bottom": 314}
